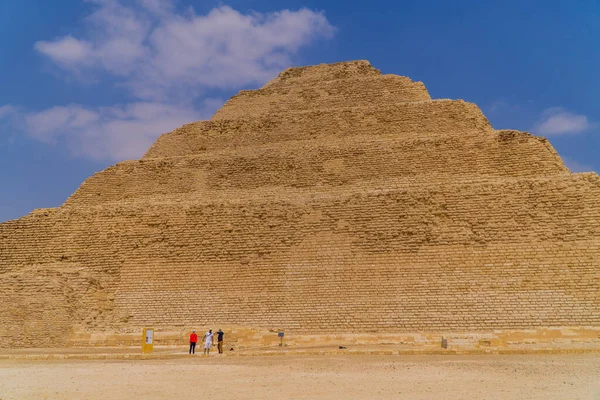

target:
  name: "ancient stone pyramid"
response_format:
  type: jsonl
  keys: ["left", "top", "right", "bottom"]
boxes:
{"left": 1, "top": 60, "right": 599, "bottom": 348}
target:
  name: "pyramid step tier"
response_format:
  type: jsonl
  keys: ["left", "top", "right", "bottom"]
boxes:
{"left": 262, "top": 60, "right": 383, "bottom": 88}
{"left": 2, "top": 239, "right": 597, "bottom": 347}
{"left": 146, "top": 100, "right": 492, "bottom": 158}
{"left": 112, "top": 238, "right": 600, "bottom": 331}
{"left": 2, "top": 173, "right": 599, "bottom": 345}
{"left": 212, "top": 74, "right": 430, "bottom": 120}
{"left": 4, "top": 173, "right": 599, "bottom": 271}
{"left": 79, "top": 133, "right": 567, "bottom": 206}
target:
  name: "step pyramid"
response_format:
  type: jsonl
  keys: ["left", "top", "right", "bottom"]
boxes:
{"left": 1, "top": 60, "right": 599, "bottom": 348}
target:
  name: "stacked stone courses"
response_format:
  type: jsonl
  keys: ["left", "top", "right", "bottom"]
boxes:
{"left": 1, "top": 60, "right": 599, "bottom": 348}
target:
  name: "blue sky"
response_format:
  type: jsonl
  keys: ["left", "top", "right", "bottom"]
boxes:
{"left": 1, "top": 0, "right": 598, "bottom": 222}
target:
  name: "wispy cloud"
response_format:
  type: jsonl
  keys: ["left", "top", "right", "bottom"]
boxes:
{"left": 562, "top": 156, "right": 595, "bottom": 173}
{"left": 0, "top": 106, "right": 19, "bottom": 146}
{"left": 533, "top": 107, "right": 591, "bottom": 135}
{"left": 3, "top": 100, "right": 222, "bottom": 160}
{"left": 34, "top": 1, "right": 335, "bottom": 101}
{"left": 14, "top": 0, "right": 335, "bottom": 160}
{"left": 0, "top": 105, "right": 17, "bottom": 120}
{"left": 488, "top": 98, "right": 515, "bottom": 113}
{"left": 35, "top": 36, "right": 95, "bottom": 68}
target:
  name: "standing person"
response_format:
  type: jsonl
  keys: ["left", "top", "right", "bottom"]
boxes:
{"left": 203, "top": 329, "right": 213, "bottom": 355}
{"left": 189, "top": 330, "right": 198, "bottom": 354}
{"left": 216, "top": 329, "right": 224, "bottom": 354}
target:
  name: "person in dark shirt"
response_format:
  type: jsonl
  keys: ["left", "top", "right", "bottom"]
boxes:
{"left": 189, "top": 330, "right": 198, "bottom": 354}
{"left": 216, "top": 329, "right": 224, "bottom": 354}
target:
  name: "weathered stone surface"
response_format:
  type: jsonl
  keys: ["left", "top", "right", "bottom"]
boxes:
{"left": 0, "top": 60, "right": 598, "bottom": 348}
{"left": 144, "top": 100, "right": 491, "bottom": 158}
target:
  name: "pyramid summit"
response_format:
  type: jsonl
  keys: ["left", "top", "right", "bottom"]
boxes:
{"left": 1, "top": 60, "right": 599, "bottom": 349}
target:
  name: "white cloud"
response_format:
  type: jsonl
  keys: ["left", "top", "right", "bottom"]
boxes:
{"left": 22, "top": 1, "right": 334, "bottom": 160}
{"left": 24, "top": 105, "right": 100, "bottom": 144}
{"left": 132, "top": 6, "right": 334, "bottom": 100}
{"left": 35, "top": 36, "right": 94, "bottom": 67}
{"left": 0, "top": 105, "right": 17, "bottom": 119}
{"left": 533, "top": 107, "right": 591, "bottom": 135}
{"left": 136, "top": 0, "right": 175, "bottom": 17}
{"left": 19, "top": 100, "right": 222, "bottom": 160}
{"left": 34, "top": 2, "right": 334, "bottom": 100}
{"left": 0, "top": 105, "right": 19, "bottom": 131}
{"left": 0, "top": 105, "right": 20, "bottom": 145}
{"left": 562, "top": 156, "right": 594, "bottom": 173}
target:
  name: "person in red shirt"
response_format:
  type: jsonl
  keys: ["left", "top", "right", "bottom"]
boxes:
{"left": 189, "top": 330, "right": 198, "bottom": 354}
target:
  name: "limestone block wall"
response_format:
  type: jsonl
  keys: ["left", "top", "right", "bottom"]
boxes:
{"left": 71, "top": 134, "right": 568, "bottom": 207}
{"left": 145, "top": 100, "right": 491, "bottom": 158}
{"left": 0, "top": 211, "right": 123, "bottom": 347}
{"left": 0, "top": 60, "right": 598, "bottom": 348}
{"left": 2, "top": 173, "right": 599, "bottom": 347}
{"left": 213, "top": 75, "right": 430, "bottom": 119}
{"left": 113, "top": 241, "right": 598, "bottom": 332}
{"left": 262, "top": 60, "right": 382, "bottom": 87}
{"left": 0, "top": 265, "right": 113, "bottom": 347}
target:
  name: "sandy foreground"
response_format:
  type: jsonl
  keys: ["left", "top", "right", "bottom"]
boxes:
{"left": 0, "top": 354, "right": 598, "bottom": 400}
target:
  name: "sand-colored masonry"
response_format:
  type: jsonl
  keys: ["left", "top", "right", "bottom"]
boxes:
{"left": 0, "top": 60, "right": 598, "bottom": 348}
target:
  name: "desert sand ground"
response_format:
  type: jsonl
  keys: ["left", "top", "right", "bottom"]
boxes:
{"left": 0, "top": 354, "right": 598, "bottom": 400}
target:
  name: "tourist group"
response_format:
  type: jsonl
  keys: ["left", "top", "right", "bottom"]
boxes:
{"left": 189, "top": 329, "right": 224, "bottom": 354}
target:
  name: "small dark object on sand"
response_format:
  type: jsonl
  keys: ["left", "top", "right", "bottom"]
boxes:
{"left": 339, "top": 346, "right": 347, "bottom": 349}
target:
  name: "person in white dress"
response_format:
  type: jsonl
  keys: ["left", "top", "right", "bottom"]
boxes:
{"left": 203, "top": 329, "right": 214, "bottom": 355}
